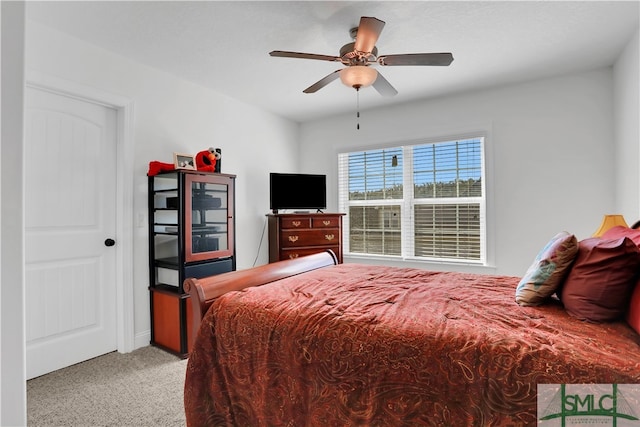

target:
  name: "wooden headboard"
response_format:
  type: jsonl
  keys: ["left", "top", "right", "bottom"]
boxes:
{"left": 184, "top": 250, "right": 338, "bottom": 345}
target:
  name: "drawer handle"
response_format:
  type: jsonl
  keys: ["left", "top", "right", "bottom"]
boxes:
{"left": 325, "top": 234, "right": 335, "bottom": 241}
{"left": 288, "top": 235, "right": 299, "bottom": 243}
{"left": 289, "top": 253, "right": 299, "bottom": 259}
{"left": 292, "top": 221, "right": 301, "bottom": 227}
{"left": 322, "top": 220, "right": 331, "bottom": 226}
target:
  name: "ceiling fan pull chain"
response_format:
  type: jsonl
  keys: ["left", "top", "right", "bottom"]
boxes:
{"left": 356, "top": 87, "right": 360, "bottom": 130}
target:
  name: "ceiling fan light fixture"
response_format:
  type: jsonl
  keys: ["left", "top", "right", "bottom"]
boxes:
{"left": 339, "top": 66, "right": 378, "bottom": 89}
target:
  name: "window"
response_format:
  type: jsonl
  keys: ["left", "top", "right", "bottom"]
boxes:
{"left": 338, "top": 137, "right": 485, "bottom": 263}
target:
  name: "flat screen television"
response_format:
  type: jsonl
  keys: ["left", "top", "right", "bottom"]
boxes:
{"left": 270, "top": 173, "right": 326, "bottom": 213}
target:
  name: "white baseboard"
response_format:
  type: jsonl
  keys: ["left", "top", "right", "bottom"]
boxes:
{"left": 134, "top": 330, "right": 151, "bottom": 350}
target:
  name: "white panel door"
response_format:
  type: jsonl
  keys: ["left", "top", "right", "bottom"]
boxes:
{"left": 25, "top": 87, "right": 118, "bottom": 379}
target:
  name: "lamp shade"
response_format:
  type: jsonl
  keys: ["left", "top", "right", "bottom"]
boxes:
{"left": 593, "top": 214, "right": 628, "bottom": 237}
{"left": 339, "top": 66, "right": 378, "bottom": 88}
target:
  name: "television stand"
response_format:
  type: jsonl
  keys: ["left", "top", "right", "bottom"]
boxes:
{"left": 267, "top": 212, "right": 345, "bottom": 263}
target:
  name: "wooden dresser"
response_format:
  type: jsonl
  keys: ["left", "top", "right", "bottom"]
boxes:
{"left": 268, "top": 213, "right": 345, "bottom": 263}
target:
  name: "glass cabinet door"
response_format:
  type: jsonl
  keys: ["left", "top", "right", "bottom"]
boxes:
{"left": 185, "top": 173, "right": 234, "bottom": 262}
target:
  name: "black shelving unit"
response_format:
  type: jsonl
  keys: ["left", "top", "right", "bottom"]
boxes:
{"left": 148, "top": 170, "right": 236, "bottom": 357}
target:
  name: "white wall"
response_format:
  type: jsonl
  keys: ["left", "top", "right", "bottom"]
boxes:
{"left": 614, "top": 29, "right": 640, "bottom": 221}
{"left": 25, "top": 21, "right": 300, "bottom": 348}
{"left": 1, "top": 2, "right": 27, "bottom": 425}
{"left": 300, "top": 68, "right": 619, "bottom": 277}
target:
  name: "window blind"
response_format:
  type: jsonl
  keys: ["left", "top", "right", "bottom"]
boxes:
{"left": 338, "top": 137, "right": 485, "bottom": 263}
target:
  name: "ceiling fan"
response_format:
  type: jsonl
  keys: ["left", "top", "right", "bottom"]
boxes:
{"left": 269, "top": 16, "right": 454, "bottom": 96}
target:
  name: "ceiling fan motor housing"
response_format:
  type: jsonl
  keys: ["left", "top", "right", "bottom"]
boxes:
{"left": 340, "top": 42, "right": 378, "bottom": 65}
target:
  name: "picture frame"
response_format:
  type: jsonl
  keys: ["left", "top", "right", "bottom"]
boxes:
{"left": 173, "top": 152, "right": 196, "bottom": 170}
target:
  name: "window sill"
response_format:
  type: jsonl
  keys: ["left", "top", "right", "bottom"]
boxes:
{"left": 343, "top": 254, "right": 497, "bottom": 275}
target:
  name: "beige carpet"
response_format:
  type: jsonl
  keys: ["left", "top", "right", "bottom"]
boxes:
{"left": 27, "top": 346, "right": 188, "bottom": 427}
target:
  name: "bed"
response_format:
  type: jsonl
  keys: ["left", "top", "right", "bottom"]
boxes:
{"left": 183, "top": 244, "right": 640, "bottom": 426}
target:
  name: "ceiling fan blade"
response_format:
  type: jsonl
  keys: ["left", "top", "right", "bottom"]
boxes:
{"left": 303, "top": 70, "right": 342, "bottom": 93}
{"left": 354, "top": 17, "right": 385, "bottom": 53}
{"left": 372, "top": 72, "right": 398, "bottom": 97}
{"left": 378, "top": 53, "right": 454, "bottom": 66}
{"left": 270, "top": 50, "right": 340, "bottom": 62}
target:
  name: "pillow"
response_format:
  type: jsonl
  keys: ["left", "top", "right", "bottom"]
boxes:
{"left": 515, "top": 231, "right": 578, "bottom": 306}
{"left": 601, "top": 226, "right": 640, "bottom": 331}
{"left": 559, "top": 236, "right": 640, "bottom": 322}
{"left": 602, "top": 225, "right": 640, "bottom": 246}
{"left": 626, "top": 278, "right": 640, "bottom": 334}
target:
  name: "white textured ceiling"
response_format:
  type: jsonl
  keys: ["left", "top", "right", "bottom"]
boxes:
{"left": 27, "top": 1, "right": 639, "bottom": 123}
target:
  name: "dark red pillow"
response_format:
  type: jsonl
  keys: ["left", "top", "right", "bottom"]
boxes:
{"left": 601, "top": 226, "right": 640, "bottom": 332}
{"left": 559, "top": 237, "right": 640, "bottom": 322}
{"left": 602, "top": 225, "right": 640, "bottom": 246}
{"left": 626, "top": 279, "right": 640, "bottom": 334}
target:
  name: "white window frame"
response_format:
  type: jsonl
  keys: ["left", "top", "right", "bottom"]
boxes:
{"left": 338, "top": 135, "right": 487, "bottom": 265}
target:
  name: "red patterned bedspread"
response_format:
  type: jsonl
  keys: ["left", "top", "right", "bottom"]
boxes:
{"left": 184, "top": 264, "right": 640, "bottom": 426}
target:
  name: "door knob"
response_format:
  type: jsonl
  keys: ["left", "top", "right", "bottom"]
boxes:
{"left": 104, "top": 238, "right": 116, "bottom": 247}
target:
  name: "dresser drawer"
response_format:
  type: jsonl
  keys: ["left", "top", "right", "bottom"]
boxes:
{"left": 312, "top": 217, "right": 340, "bottom": 228}
{"left": 280, "top": 229, "right": 340, "bottom": 247}
{"left": 280, "top": 246, "right": 340, "bottom": 261}
{"left": 280, "top": 217, "right": 311, "bottom": 229}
